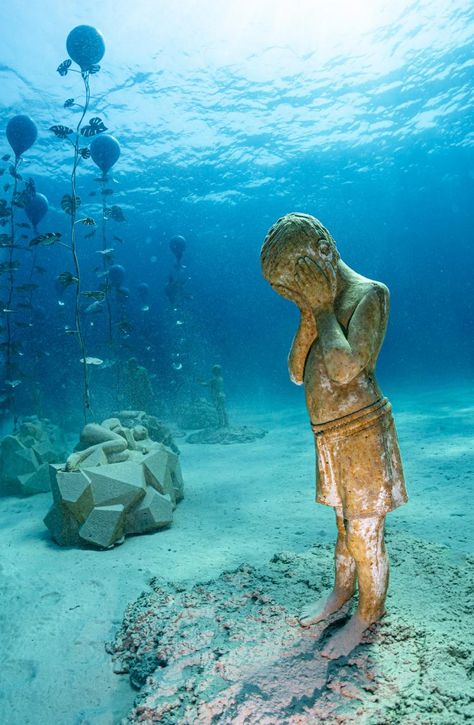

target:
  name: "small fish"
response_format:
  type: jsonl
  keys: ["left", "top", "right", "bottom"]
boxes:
{"left": 1, "top": 154, "right": 11, "bottom": 161}
{"left": 15, "top": 321, "right": 33, "bottom": 328}
{"left": 89, "top": 191, "right": 97, "bottom": 197}
{"left": 113, "top": 236, "right": 123, "bottom": 243}
{"left": 81, "top": 290, "right": 105, "bottom": 301}
{"left": 96, "top": 248, "right": 115, "bottom": 255}
{"left": 35, "top": 265, "right": 47, "bottom": 274}
{"left": 84, "top": 300, "right": 104, "bottom": 314}
{"left": 5, "top": 379, "right": 22, "bottom": 388}
{"left": 17, "top": 302, "right": 33, "bottom": 310}
{"left": 57, "top": 271, "right": 78, "bottom": 288}
{"left": 84, "top": 230, "right": 97, "bottom": 238}
{"left": 103, "top": 189, "right": 114, "bottom": 196}
{"left": 4, "top": 183, "right": 11, "bottom": 192}
{"left": 16, "top": 222, "right": 31, "bottom": 229}
{"left": 80, "top": 357, "right": 103, "bottom": 366}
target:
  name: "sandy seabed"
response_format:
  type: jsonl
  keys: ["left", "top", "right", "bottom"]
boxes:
{"left": 0, "top": 382, "right": 473, "bottom": 724}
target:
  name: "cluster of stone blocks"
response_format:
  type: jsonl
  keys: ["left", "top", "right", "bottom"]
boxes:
{"left": 0, "top": 417, "right": 68, "bottom": 496}
{"left": 45, "top": 444, "right": 184, "bottom": 549}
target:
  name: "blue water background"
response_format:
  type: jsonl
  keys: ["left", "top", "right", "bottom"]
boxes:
{"left": 1, "top": 0, "right": 473, "bottom": 418}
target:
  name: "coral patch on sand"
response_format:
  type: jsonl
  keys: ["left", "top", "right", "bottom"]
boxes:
{"left": 108, "top": 533, "right": 474, "bottom": 723}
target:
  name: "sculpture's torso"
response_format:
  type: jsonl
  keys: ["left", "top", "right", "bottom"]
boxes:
{"left": 304, "top": 275, "right": 387, "bottom": 424}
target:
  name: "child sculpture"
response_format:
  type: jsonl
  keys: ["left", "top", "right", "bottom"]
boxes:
{"left": 200, "top": 365, "right": 229, "bottom": 428}
{"left": 261, "top": 213, "right": 408, "bottom": 659}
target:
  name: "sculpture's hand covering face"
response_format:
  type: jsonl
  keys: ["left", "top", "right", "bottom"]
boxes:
{"left": 261, "top": 212, "right": 339, "bottom": 309}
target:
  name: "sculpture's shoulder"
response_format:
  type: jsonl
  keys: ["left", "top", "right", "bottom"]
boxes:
{"left": 352, "top": 275, "right": 390, "bottom": 315}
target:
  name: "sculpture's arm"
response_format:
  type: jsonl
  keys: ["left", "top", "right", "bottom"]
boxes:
{"left": 315, "top": 285, "right": 388, "bottom": 385}
{"left": 288, "top": 310, "right": 317, "bottom": 385}
{"left": 270, "top": 282, "right": 317, "bottom": 385}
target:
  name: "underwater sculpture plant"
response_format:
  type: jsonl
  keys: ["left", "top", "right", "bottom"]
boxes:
{"left": 49, "top": 25, "right": 110, "bottom": 421}
{"left": 0, "top": 115, "right": 38, "bottom": 416}
{"left": 89, "top": 133, "right": 122, "bottom": 346}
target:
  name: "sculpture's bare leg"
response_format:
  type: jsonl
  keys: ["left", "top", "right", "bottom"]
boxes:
{"left": 321, "top": 514, "right": 388, "bottom": 659}
{"left": 299, "top": 510, "right": 356, "bottom": 627}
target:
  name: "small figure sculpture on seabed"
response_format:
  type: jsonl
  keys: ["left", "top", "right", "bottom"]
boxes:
{"left": 261, "top": 212, "right": 408, "bottom": 659}
{"left": 126, "top": 357, "right": 155, "bottom": 412}
{"left": 200, "top": 364, "right": 229, "bottom": 428}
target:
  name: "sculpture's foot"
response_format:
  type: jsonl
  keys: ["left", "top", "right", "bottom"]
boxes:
{"left": 320, "top": 611, "right": 377, "bottom": 659}
{"left": 299, "top": 589, "right": 354, "bottom": 627}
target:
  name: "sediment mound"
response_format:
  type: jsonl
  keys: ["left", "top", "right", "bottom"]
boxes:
{"left": 108, "top": 533, "right": 474, "bottom": 723}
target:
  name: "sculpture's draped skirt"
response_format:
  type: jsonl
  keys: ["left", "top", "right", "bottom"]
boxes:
{"left": 311, "top": 397, "right": 408, "bottom": 519}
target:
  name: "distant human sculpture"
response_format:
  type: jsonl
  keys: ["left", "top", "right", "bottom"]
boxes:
{"left": 201, "top": 365, "right": 229, "bottom": 428}
{"left": 126, "top": 358, "right": 155, "bottom": 412}
{"left": 261, "top": 212, "right": 408, "bottom": 659}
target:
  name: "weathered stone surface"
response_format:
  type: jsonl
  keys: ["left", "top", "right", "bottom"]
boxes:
{"left": 46, "top": 420, "right": 184, "bottom": 549}
{"left": 1, "top": 446, "right": 39, "bottom": 483}
{"left": 169, "top": 455, "right": 184, "bottom": 502}
{"left": 44, "top": 503, "right": 81, "bottom": 547}
{"left": 52, "top": 468, "right": 93, "bottom": 524}
{"left": 76, "top": 446, "right": 108, "bottom": 469}
{"left": 31, "top": 440, "right": 62, "bottom": 464}
{"left": 79, "top": 504, "right": 125, "bottom": 549}
{"left": 0, "top": 417, "right": 68, "bottom": 496}
{"left": 141, "top": 448, "right": 176, "bottom": 505}
{"left": 20, "top": 463, "right": 51, "bottom": 495}
{"left": 84, "top": 462, "right": 146, "bottom": 512}
{"left": 125, "top": 490, "right": 173, "bottom": 535}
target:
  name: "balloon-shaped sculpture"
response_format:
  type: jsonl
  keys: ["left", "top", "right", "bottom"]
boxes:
{"left": 66, "top": 25, "right": 105, "bottom": 71}
{"left": 108, "top": 264, "right": 125, "bottom": 287}
{"left": 90, "top": 134, "right": 120, "bottom": 176}
{"left": 24, "top": 193, "right": 48, "bottom": 232}
{"left": 117, "top": 286, "right": 130, "bottom": 300}
{"left": 169, "top": 235, "right": 186, "bottom": 265}
{"left": 6, "top": 115, "right": 38, "bottom": 159}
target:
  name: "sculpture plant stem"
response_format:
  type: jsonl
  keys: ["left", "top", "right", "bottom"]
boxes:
{"left": 5, "top": 156, "right": 20, "bottom": 415}
{"left": 100, "top": 175, "right": 113, "bottom": 345}
{"left": 71, "top": 73, "right": 92, "bottom": 423}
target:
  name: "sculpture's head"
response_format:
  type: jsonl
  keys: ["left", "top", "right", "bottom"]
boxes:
{"left": 212, "top": 364, "right": 222, "bottom": 377}
{"left": 261, "top": 212, "right": 339, "bottom": 295}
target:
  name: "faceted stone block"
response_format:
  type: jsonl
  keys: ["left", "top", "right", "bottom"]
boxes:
{"left": 32, "top": 440, "right": 63, "bottom": 464}
{"left": 170, "top": 457, "right": 184, "bottom": 502}
{"left": 141, "top": 448, "right": 175, "bottom": 505}
{"left": 79, "top": 504, "right": 125, "bottom": 549}
{"left": 44, "top": 503, "right": 81, "bottom": 547}
{"left": 77, "top": 445, "right": 108, "bottom": 469}
{"left": 125, "top": 489, "right": 173, "bottom": 535}
{"left": 2, "top": 446, "right": 39, "bottom": 483}
{"left": 20, "top": 463, "right": 52, "bottom": 495}
{"left": 52, "top": 468, "right": 94, "bottom": 523}
{"left": 84, "top": 462, "right": 146, "bottom": 512}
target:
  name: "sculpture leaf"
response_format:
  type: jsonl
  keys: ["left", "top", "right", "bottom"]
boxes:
{"left": 50, "top": 125, "right": 74, "bottom": 139}
{"left": 80, "top": 117, "right": 107, "bottom": 138}
{"left": 61, "top": 194, "right": 81, "bottom": 215}
{"left": 57, "top": 60, "right": 72, "bottom": 76}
